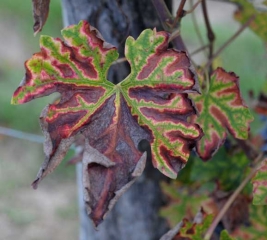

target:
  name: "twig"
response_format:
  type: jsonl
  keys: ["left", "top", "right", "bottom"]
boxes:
{"left": 151, "top": 0, "right": 187, "bottom": 51}
{"left": 0, "top": 126, "right": 44, "bottom": 143}
{"left": 201, "top": 0, "right": 215, "bottom": 73}
{"left": 111, "top": 57, "right": 127, "bottom": 66}
{"left": 204, "top": 153, "right": 264, "bottom": 240}
{"left": 190, "top": 44, "right": 209, "bottom": 56}
{"left": 173, "top": 0, "right": 187, "bottom": 25}
{"left": 186, "top": 0, "right": 203, "bottom": 14}
{"left": 189, "top": 0, "right": 207, "bottom": 57}
{"left": 202, "top": 15, "right": 255, "bottom": 74}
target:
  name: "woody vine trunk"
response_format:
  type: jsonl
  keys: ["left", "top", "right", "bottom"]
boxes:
{"left": 61, "top": 0, "right": 171, "bottom": 239}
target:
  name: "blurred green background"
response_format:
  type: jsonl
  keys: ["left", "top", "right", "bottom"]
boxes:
{"left": 0, "top": 1, "right": 266, "bottom": 240}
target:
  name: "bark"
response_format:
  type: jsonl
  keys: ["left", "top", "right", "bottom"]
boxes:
{"left": 61, "top": 0, "right": 170, "bottom": 239}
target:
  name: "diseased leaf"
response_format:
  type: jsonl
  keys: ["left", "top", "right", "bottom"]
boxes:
{"left": 121, "top": 30, "right": 202, "bottom": 178}
{"left": 252, "top": 158, "right": 267, "bottom": 205}
{"left": 12, "top": 21, "right": 201, "bottom": 225}
{"left": 233, "top": 0, "right": 267, "bottom": 42}
{"left": 160, "top": 208, "right": 213, "bottom": 240}
{"left": 191, "top": 68, "right": 253, "bottom": 160}
{"left": 32, "top": 0, "right": 50, "bottom": 35}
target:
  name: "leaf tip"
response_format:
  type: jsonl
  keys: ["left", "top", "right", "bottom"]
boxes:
{"left": 31, "top": 178, "right": 40, "bottom": 189}
{"left": 32, "top": 0, "right": 50, "bottom": 35}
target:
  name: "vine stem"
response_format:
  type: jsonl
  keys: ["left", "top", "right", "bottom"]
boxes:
{"left": 202, "top": 15, "right": 255, "bottom": 74}
{"left": 176, "top": 0, "right": 187, "bottom": 19}
{"left": 151, "top": 0, "right": 187, "bottom": 51}
{"left": 190, "top": 43, "right": 209, "bottom": 56}
{"left": 203, "top": 153, "right": 264, "bottom": 240}
{"left": 189, "top": 0, "right": 207, "bottom": 58}
{"left": 201, "top": 0, "right": 215, "bottom": 73}
{"left": 186, "top": 0, "right": 203, "bottom": 14}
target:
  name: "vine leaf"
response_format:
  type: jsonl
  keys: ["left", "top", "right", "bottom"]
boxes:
{"left": 252, "top": 158, "right": 267, "bottom": 205}
{"left": 32, "top": 0, "right": 50, "bottom": 35}
{"left": 159, "top": 208, "right": 213, "bottom": 240}
{"left": 191, "top": 68, "right": 253, "bottom": 160}
{"left": 12, "top": 21, "right": 201, "bottom": 225}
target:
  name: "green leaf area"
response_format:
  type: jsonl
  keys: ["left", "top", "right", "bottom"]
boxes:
{"left": 190, "top": 148, "right": 250, "bottom": 192}
{"left": 233, "top": 0, "right": 267, "bottom": 42}
{"left": 11, "top": 21, "right": 201, "bottom": 225}
{"left": 160, "top": 181, "right": 209, "bottom": 227}
{"left": 252, "top": 158, "right": 267, "bottom": 205}
{"left": 191, "top": 68, "right": 253, "bottom": 160}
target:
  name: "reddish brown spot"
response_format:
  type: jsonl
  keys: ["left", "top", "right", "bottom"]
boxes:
{"left": 210, "top": 106, "right": 231, "bottom": 133}
{"left": 55, "top": 64, "right": 77, "bottom": 78}
{"left": 215, "top": 67, "right": 238, "bottom": 84}
{"left": 140, "top": 107, "right": 194, "bottom": 123}
{"left": 186, "top": 225, "right": 195, "bottom": 234}
{"left": 137, "top": 54, "right": 161, "bottom": 79}
{"left": 158, "top": 145, "right": 186, "bottom": 173}
{"left": 196, "top": 130, "right": 226, "bottom": 161}
{"left": 73, "top": 58, "right": 98, "bottom": 79}
{"left": 129, "top": 86, "right": 193, "bottom": 105}
{"left": 87, "top": 164, "right": 116, "bottom": 226}
{"left": 47, "top": 110, "right": 88, "bottom": 138}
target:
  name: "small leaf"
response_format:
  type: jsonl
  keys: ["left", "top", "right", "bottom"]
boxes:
{"left": 252, "top": 158, "right": 267, "bottom": 205}
{"left": 233, "top": 0, "right": 267, "bottom": 42}
{"left": 12, "top": 21, "right": 202, "bottom": 225}
{"left": 32, "top": 0, "right": 50, "bottom": 35}
{"left": 160, "top": 181, "right": 210, "bottom": 227}
{"left": 160, "top": 208, "right": 213, "bottom": 240}
{"left": 191, "top": 68, "right": 253, "bottom": 160}
{"left": 220, "top": 230, "right": 236, "bottom": 240}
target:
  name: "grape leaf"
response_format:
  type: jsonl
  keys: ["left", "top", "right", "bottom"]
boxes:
{"left": 191, "top": 68, "right": 253, "bottom": 160}
{"left": 32, "top": 0, "right": 50, "bottom": 35}
{"left": 252, "top": 158, "right": 267, "bottom": 205}
{"left": 160, "top": 208, "right": 213, "bottom": 240}
{"left": 12, "top": 21, "right": 202, "bottom": 225}
{"left": 233, "top": 0, "right": 267, "bottom": 42}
